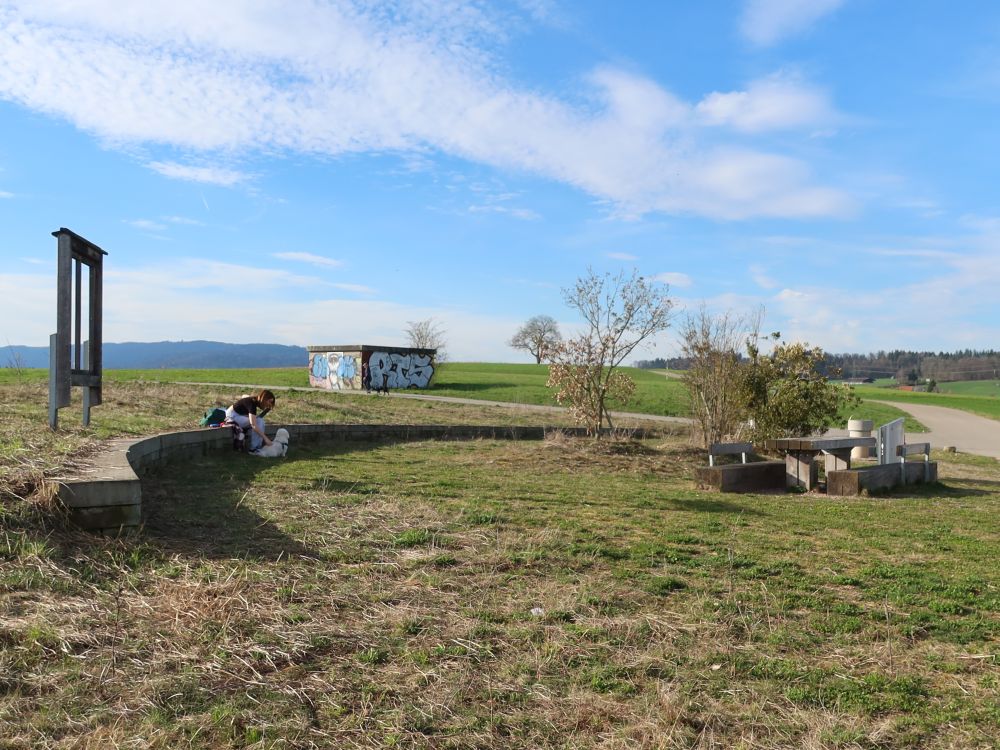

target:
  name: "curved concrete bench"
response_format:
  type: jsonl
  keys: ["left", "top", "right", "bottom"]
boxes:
{"left": 57, "top": 423, "right": 640, "bottom": 532}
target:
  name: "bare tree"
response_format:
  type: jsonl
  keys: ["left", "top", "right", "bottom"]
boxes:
{"left": 508, "top": 315, "right": 562, "bottom": 363}
{"left": 682, "top": 306, "right": 858, "bottom": 446}
{"left": 680, "top": 306, "right": 760, "bottom": 448}
{"left": 547, "top": 268, "right": 673, "bottom": 435}
{"left": 405, "top": 318, "right": 448, "bottom": 361}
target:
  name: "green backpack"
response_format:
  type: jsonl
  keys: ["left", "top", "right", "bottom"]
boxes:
{"left": 199, "top": 407, "right": 227, "bottom": 427}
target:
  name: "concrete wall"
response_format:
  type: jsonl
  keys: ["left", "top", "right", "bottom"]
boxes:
{"left": 695, "top": 461, "right": 786, "bottom": 493}
{"left": 58, "top": 423, "right": 636, "bottom": 533}
{"left": 308, "top": 346, "right": 436, "bottom": 390}
{"left": 308, "top": 349, "right": 363, "bottom": 390}
{"left": 827, "top": 461, "right": 938, "bottom": 496}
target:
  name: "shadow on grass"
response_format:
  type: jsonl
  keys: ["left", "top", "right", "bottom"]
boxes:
{"left": 899, "top": 479, "right": 998, "bottom": 499}
{"left": 141, "top": 454, "right": 322, "bottom": 561}
{"left": 426, "top": 381, "right": 523, "bottom": 393}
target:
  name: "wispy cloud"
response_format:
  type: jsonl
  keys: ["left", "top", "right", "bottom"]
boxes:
{"left": 0, "top": 1, "right": 850, "bottom": 220}
{"left": 467, "top": 204, "right": 540, "bottom": 221}
{"left": 740, "top": 0, "right": 845, "bottom": 47}
{"left": 124, "top": 218, "right": 167, "bottom": 232}
{"left": 332, "top": 282, "right": 376, "bottom": 294}
{"left": 651, "top": 272, "right": 693, "bottom": 287}
{"left": 868, "top": 248, "right": 956, "bottom": 260}
{"left": 147, "top": 161, "right": 250, "bottom": 186}
{"left": 0, "top": 190, "right": 12, "bottom": 198}
{"left": 696, "top": 72, "right": 839, "bottom": 132}
{"left": 273, "top": 252, "right": 343, "bottom": 269}
{"left": 749, "top": 264, "right": 779, "bottom": 289}
{"left": 106, "top": 259, "right": 324, "bottom": 291}
{"left": 608, "top": 252, "right": 638, "bottom": 261}
{"left": 164, "top": 215, "right": 205, "bottom": 226}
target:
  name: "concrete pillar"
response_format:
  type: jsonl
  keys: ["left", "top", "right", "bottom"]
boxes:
{"left": 848, "top": 418, "right": 873, "bottom": 459}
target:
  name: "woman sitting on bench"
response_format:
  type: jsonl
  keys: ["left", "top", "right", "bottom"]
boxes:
{"left": 225, "top": 389, "right": 276, "bottom": 451}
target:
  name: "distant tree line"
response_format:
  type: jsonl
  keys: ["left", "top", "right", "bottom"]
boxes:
{"left": 635, "top": 349, "right": 1000, "bottom": 383}
{"left": 632, "top": 356, "right": 697, "bottom": 371}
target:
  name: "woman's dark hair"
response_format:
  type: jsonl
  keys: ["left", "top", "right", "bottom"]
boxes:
{"left": 257, "top": 389, "right": 276, "bottom": 408}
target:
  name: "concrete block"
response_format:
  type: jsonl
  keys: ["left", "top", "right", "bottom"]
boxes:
{"left": 60, "top": 478, "right": 141, "bottom": 508}
{"left": 827, "top": 462, "right": 938, "bottom": 496}
{"left": 62, "top": 421, "right": 654, "bottom": 535}
{"left": 695, "top": 461, "right": 786, "bottom": 492}
{"left": 67, "top": 502, "right": 141, "bottom": 531}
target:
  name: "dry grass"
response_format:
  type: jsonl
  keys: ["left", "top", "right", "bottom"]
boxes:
{"left": 1, "top": 382, "right": 997, "bottom": 748}
{"left": 1, "top": 379, "right": 673, "bottom": 517}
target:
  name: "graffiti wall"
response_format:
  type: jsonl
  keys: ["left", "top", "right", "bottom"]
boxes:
{"left": 309, "top": 351, "right": 362, "bottom": 390}
{"left": 367, "top": 351, "right": 434, "bottom": 390}
{"left": 308, "top": 347, "right": 435, "bottom": 390}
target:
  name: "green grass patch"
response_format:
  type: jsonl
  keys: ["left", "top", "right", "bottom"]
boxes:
{"left": 935, "top": 379, "right": 1000, "bottom": 397}
{"left": 426, "top": 362, "right": 690, "bottom": 416}
{"left": 854, "top": 385, "right": 1000, "bottom": 421}
{"left": 2, "top": 418, "right": 998, "bottom": 747}
{"left": 840, "top": 400, "right": 927, "bottom": 432}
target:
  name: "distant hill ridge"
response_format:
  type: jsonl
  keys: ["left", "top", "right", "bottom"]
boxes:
{"left": 4, "top": 341, "right": 308, "bottom": 369}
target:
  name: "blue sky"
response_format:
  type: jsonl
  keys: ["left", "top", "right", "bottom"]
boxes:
{"left": 2, "top": 0, "right": 1000, "bottom": 362}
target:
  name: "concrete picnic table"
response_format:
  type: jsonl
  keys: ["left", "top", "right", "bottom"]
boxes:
{"left": 764, "top": 436, "right": 877, "bottom": 490}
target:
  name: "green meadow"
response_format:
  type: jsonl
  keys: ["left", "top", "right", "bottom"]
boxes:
{"left": 1, "top": 375, "right": 998, "bottom": 748}
{"left": 2, "top": 362, "right": 928, "bottom": 430}
{"left": 853, "top": 385, "right": 1000, "bottom": 422}
{"left": 935, "top": 379, "right": 1000, "bottom": 397}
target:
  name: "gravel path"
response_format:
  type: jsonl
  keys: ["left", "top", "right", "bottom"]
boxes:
{"left": 870, "top": 401, "right": 1000, "bottom": 458}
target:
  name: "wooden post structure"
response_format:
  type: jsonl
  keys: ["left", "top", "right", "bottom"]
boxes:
{"left": 49, "top": 228, "right": 107, "bottom": 429}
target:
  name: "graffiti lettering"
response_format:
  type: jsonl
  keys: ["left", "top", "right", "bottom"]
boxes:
{"left": 368, "top": 351, "right": 434, "bottom": 390}
{"left": 309, "top": 352, "right": 360, "bottom": 390}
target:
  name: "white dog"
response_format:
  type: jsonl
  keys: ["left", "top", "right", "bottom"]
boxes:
{"left": 251, "top": 428, "right": 290, "bottom": 458}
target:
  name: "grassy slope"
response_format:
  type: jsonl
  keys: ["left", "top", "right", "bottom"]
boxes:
{"left": 936, "top": 379, "right": 1000, "bottom": 397}
{"left": 1, "top": 406, "right": 997, "bottom": 747}
{"left": 853, "top": 385, "right": 1000, "bottom": 421}
{"left": 427, "top": 363, "right": 690, "bottom": 417}
{"left": 0, "top": 364, "right": 925, "bottom": 430}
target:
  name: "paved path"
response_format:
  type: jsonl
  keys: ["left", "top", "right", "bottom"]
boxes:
{"left": 870, "top": 401, "right": 1000, "bottom": 459}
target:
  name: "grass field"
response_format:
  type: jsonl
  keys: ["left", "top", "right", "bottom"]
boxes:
{"left": 0, "top": 363, "right": 926, "bottom": 433}
{"left": 936, "top": 380, "right": 1000, "bottom": 397}
{"left": 853, "top": 386, "right": 1000, "bottom": 423}
{"left": 0, "top": 377, "right": 997, "bottom": 747}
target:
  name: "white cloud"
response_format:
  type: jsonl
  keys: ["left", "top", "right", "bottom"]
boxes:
{"left": 749, "top": 264, "right": 778, "bottom": 289}
{"left": 685, "top": 148, "right": 854, "bottom": 219}
{"left": 164, "top": 215, "right": 205, "bottom": 226}
{"left": 273, "top": 252, "right": 343, "bottom": 269}
{"left": 0, "top": 190, "right": 12, "bottom": 198}
{"left": 0, "top": 272, "right": 53, "bottom": 344}
{"left": 106, "top": 259, "right": 325, "bottom": 291}
{"left": 696, "top": 73, "right": 838, "bottom": 132}
{"left": 776, "top": 288, "right": 808, "bottom": 301}
{"left": 608, "top": 252, "right": 638, "bottom": 261}
{"left": 467, "top": 204, "right": 540, "bottom": 221}
{"left": 0, "top": 1, "right": 850, "bottom": 220}
{"left": 124, "top": 218, "right": 167, "bottom": 232}
{"left": 332, "top": 283, "right": 376, "bottom": 294}
{"left": 651, "top": 272, "right": 692, "bottom": 288}
{"left": 741, "top": 0, "right": 845, "bottom": 47}
{"left": 868, "top": 248, "right": 956, "bottom": 260}
{"left": 147, "top": 162, "right": 250, "bottom": 186}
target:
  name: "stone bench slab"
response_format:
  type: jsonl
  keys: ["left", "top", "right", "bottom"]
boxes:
{"left": 695, "top": 461, "right": 785, "bottom": 493}
{"left": 827, "top": 462, "right": 938, "bottom": 496}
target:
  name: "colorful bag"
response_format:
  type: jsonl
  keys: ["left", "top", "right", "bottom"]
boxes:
{"left": 198, "top": 407, "right": 227, "bottom": 427}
